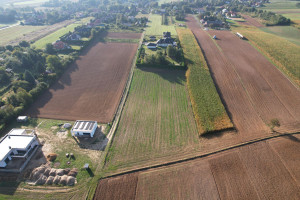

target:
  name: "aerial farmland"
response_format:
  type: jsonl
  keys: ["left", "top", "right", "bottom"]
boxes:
{"left": 0, "top": 0, "right": 299, "bottom": 199}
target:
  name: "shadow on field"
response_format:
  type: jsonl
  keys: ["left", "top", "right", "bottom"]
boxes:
{"left": 139, "top": 66, "right": 186, "bottom": 85}
{"left": 285, "top": 134, "right": 300, "bottom": 143}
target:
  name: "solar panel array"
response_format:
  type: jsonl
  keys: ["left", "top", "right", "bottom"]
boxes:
{"left": 72, "top": 121, "right": 96, "bottom": 132}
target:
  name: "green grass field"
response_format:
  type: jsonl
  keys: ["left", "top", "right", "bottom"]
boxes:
{"left": 260, "top": 26, "right": 300, "bottom": 46}
{"left": 32, "top": 18, "right": 91, "bottom": 49}
{"left": 145, "top": 14, "right": 177, "bottom": 36}
{"left": 105, "top": 67, "right": 200, "bottom": 169}
{"left": 0, "top": 25, "right": 44, "bottom": 46}
{"left": 233, "top": 26, "right": 300, "bottom": 86}
{"left": 177, "top": 28, "right": 233, "bottom": 135}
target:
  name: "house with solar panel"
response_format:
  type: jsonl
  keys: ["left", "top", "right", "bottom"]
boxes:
{"left": 71, "top": 120, "right": 98, "bottom": 137}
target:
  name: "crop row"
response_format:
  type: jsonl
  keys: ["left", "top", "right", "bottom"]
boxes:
{"left": 177, "top": 28, "right": 233, "bottom": 135}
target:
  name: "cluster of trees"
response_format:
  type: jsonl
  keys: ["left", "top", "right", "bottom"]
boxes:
{"left": 166, "top": 46, "right": 183, "bottom": 62}
{"left": 0, "top": 8, "right": 17, "bottom": 23}
{"left": 144, "top": 51, "right": 169, "bottom": 65}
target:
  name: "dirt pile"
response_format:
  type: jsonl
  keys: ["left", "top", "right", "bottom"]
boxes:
{"left": 29, "top": 164, "right": 77, "bottom": 186}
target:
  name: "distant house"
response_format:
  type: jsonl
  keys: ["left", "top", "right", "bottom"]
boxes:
{"left": 163, "top": 31, "right": 171, "bottom": 38}
{"left": 203, "top": 20, "right": 223, "bottom": 27}
{"left": 146, "top": 42, "right": 157, "bottom": 49}
{"left": 52, "top": 40, "right": 70, "bottom": 51}
{"left": 0, "top": 129, "right": 39, "bottom": 168}
{"left": 149, "top": 36, "right": 156, "bottom": 41}
{"left": 68, "top": 33, "right": 81, "bottom": 41}
{"left": 157, "top": 38, "right": 175, "bottom": 47}
{"left": 71, "top": 120, "right": 98, "bottom": 138}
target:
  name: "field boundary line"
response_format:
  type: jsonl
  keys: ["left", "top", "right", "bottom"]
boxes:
{"left": 102, "top": 132, "right": 300, "bottom": 179}
{"left": 87, "top": 32, "right": 145, "bottom": 200}
{"left": 244, "top": 37, "right": 299, "bottom": 90}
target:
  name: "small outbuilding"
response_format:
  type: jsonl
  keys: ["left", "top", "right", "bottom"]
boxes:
{"left": 17, "top": 116, "right": 28, "bottom": 122}
{"left": 146, "top": 42, "right": 157, "bottom": 49}
{"left": 71, "top": 120, "right": 97, "bottom": 138}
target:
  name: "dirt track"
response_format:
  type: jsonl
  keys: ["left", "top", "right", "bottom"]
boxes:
{"left": 26, "top": 42, "right": 138, "bottom": 123}
{"left": 186, "top": 16, "right": 300, "bottom": 135}
{"left": 107, "top": 32, "right": 142, "bottom": 39}
{"left": 238, "top": 14, "right": 263, "bottom": 27}
{"left": 94, "top": 135, "right": 300, "bottom": 199}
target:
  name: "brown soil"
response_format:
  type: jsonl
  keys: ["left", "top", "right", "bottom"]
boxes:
{"left": 26, "top": 42, "right": 138, "bottom": 123}
{"left": 94, "top": 135, "right": 300, "bottom": 199}
{"left": 186, "top": 15, "right": 300, "bottom": 135}
{"left": 238, "top": 14, "right": 264, "bottom": 27}
{"left": 107, "top": 32, "right": 142, "bottom": 39}
{"left": 94, "top": 173, "right": 138, "bottom": 200}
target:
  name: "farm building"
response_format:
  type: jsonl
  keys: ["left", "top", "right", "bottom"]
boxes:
{"left": 157, "top": 38, "right": 175, "bottom": 47}
{"left": 0, "top": 129, "right": 39, "bottom": 168}
{"left": 146, "top": 42, "right": 157, "bottom": 49}
{"left": 71, "top": 120, "right": 97, "bottom": 138}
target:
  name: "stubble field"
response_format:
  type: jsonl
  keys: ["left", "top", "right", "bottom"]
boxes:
{"left": 95, "top": 135, "right": 300, "bottom": 200}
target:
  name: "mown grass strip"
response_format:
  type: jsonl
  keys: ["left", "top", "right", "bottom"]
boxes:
{"left": 177, "top": 28, "right": 233, "bottom": 135}
{"left": 234, "top": 26, "right": 300, "bottom": 87}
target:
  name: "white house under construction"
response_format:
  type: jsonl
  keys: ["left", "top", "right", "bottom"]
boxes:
{"left": 0, "top": 129, "right": 39, "bottom": 168}
{"left": 71, "top": 120, "right": 97, "bottom": 138}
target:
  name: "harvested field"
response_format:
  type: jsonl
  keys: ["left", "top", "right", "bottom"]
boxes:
{"left": 105, "top": 67, "right": 200, "bottom": 169}
{"left": 186, "top": 15, "right": 300, "bottom": 135}
{"left": 107, "top": 32, "right": 142, "bottom": 39}
{"left": 95, "top": 135, "right": 300, "bottom": 200}
{"left": 4, "top": 20, "right": 75, "bottom": 46}
{"left": 94, "top": 174, "right": 138, "bottom": 200}
{"left": 26, "top": 42, "right": 138, "bottom": 123}
{"left": 238, "top": 14, "right": 263, "bottom": 27}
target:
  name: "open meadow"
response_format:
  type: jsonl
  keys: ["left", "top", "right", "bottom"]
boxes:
{"left": 32, "top": 18, "right": 92, "bottom": 49}
{"left": 145, "top": 14, "right": 177, "bottom": 36}
{"left": 105, "top": 67, "right": 200, "bottom": 170}
{"left": 260, "top": 26, "right": 300, "bottom": 46}
{"left": 0, "top": 25, "right": 44, "bottom": 46}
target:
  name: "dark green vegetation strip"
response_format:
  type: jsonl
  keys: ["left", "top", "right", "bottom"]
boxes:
{"left": 177, "top": 28, "right": 233, "bottom": 135}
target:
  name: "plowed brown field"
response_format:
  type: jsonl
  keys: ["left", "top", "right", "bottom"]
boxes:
{"left": 186, "top": 16, "right": 300, "bottom": 135}
{"left": 94, "top": 135, "right": 300, "bottom": 200}
{"left": 238, "top": 14, "right": 263, "bottom": 27}
{"left": 26, "top": 42, "right": 138, "bottom": 123}
{"left": 107, "top": 32, "right": 142, "bottom": 39}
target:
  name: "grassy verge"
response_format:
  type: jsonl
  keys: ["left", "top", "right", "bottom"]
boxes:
{"left": 145, "top": 14, "right": 177, "bottom": 36}
{"left": 232, "top": 26, "right": 300, "bottom": 87}
{"left": 105, "top": 67, "right": 199, "bottom": 169}
{"left": 32, "top": 18, "right": 91, "bottom": 49}
{"left": 104, "top": 38, "right": 140, "bottom": 43}
{"left": 177, "top": 28, "right": 233, "bottom": 135}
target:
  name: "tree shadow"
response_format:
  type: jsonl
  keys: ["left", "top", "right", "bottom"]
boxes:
{"left": 285, "top": 134, "right": 300, "bottom": 143}
{"left": 138, "top": 66, "right": 186, "bottom": 85}
{"left": 86, "top": 168, "right": 94, "bottom": 177}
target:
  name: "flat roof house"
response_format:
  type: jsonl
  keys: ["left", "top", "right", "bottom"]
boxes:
{"left": 71, "top": 120, "right": 97, "bottom": 138}
{"left": 0, "top": 129, "right": 39, "bottom": 168}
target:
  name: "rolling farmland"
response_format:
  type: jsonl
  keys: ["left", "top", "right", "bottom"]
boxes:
{"left": 105, "top": 67, "right": 200, "bottom": 169}
{"left": 95, "top": 135, "right": 300, "bottom": 200}
{"left": 26, "top": 42, "right": 139, "bottom": 123}
{"left": 186, "top": 15, "right": 300, "bottom": 135}
{"left": 177, "top": 28, "right": 233, "bottom": 135}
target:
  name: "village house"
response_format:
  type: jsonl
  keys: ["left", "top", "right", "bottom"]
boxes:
{"left": 0, "top": 129, "right": 39, "bottom": 169}
{"left": 52, "top": 40, "right": 70, "bottom": 51}
{"left": 157, "top": 38, "right": 175, "bottom": 47}
{"left": 146, "top": 42, "right": 157, "bottom": 49}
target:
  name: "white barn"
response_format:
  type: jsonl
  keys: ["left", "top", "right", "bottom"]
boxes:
{"left": 71, "top": 120, "right": 97, "bottom": 138}
{"left": 0, "top": 129, "right": 39, "bottom": 168}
